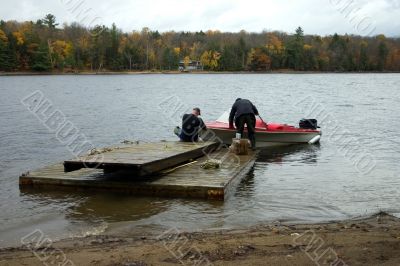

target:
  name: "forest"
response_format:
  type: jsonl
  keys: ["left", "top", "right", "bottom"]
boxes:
{"left": 0, "top": 14, "right": 399, "bottom": 72}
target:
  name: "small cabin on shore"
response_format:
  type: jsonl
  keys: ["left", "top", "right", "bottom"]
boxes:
{"left": 178, "top": 60, "right": 203, "bottom": 71}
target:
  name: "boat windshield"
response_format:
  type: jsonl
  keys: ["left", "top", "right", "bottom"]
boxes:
{"left": 216, "top": 111, "right": 230, "bottom": 123}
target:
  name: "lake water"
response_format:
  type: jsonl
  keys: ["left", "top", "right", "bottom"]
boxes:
{"left": 0, "top": 73, "right": 399, "bottom": 247}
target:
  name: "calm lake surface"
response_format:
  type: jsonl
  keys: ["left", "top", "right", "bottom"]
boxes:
{"left": 0, "top": 73, "right": 399, "bottom": 247}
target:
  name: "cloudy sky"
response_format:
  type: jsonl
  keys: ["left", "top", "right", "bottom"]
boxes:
{"left": 1, "top": 0, "right": 399, "bottom": 36}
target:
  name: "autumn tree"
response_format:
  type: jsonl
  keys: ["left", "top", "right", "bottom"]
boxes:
{"left": 0, "top": 29, "right": 17, "bottom": 70}
{"left": 200, "top": 50, "right": 220, "bottom": 70}
{"left": 247, "top": 47, "right": 271, "bottom": 71}
{"left": 119, "top": 34, "right": 141, "bottom": 70}
{"left": 1, "top": 17, "right": 400, "bottom": 72}
{"left": 50, "top": 40, "right": 74, "bottom": 70}
{"left": 387, "top": 47, "right": 400, "bottom": 71}
{"left": 265, "top": 33, "right": 285, "bottom": 69}
{"left": 0, "top": 29, "right": 8, "bottom": 67}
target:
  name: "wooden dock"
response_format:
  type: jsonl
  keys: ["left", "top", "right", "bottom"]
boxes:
{"left": 63, "top": 141, "right": 219, "bottom": 176}
{"left": 20, "top": 148, "right": 257, "bottom": 200}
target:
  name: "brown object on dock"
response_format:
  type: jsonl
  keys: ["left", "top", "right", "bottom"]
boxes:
{"left": 20, "top": 149, "right": 257, "bottom": 200}
{"left": 229, "top": 138, "right": 250, "bottom": 155}
{"left": 63, "top": 141, "right": 219, "bottom": 176}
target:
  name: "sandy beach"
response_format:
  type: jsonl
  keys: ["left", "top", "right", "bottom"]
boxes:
{"left": 1, "top": 212, "right": 399, "bottom": 265}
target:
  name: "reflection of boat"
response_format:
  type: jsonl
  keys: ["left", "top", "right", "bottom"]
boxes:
{"left": 256, "top": 144, "right": 320, "bottom": 164}
{"left": 201, "top": 112, "right": 322, "bottom": 148}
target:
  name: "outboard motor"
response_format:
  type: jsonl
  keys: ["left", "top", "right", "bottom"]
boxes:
{"left": 299, "top": 119, "right": 318, "bottom": 130}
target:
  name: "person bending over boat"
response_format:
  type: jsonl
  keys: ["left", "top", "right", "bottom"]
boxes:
{"left": 229, "top": 98, "right": 259, "bottom": 149}
{"left": 174, "top": 107, "right": 207, "bottom": 142}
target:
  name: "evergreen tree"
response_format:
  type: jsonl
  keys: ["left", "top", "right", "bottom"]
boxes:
{"left": 286, "top": 27, "right": 304, "bottom": 70}
{"left": 219, "top": 43, "right": 243, "bottom": 71}
{"left": 106, "top": 23, "right": 121, "bottom": 70}
{"left": 377, "top": 41, "right": 388, "bottom": 70}
{"left": 328, "top": 34, "right": 349, "bottom": 71}
{"left": 43, "top": 14, "right": 59, "bottom": 29}
{"left": 238, "top": 37, "right": 247, "bottom": 69}
{"left": 359, "top": 42, "right": 369, "bottom": 71}
{"left": 0, "top": 42, "right": 16, "bottom": 71}
{"left": 31, "top": 43, "right": 52, "bottom": 71}
{"left": 161, "top": 47, "right": 179, "bottom": 70}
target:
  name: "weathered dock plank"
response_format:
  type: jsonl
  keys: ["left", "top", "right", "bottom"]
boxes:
{"left": 63, "top": 141, "right": 219, "bottom": 176}
{"left": 20, "top": 149, "right": 257, "bottom": 200}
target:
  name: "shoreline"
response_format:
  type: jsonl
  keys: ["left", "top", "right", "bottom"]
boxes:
{"left": 1, "top": 70, "right": 400, "bottom": 76}
{"left": 1, "top": 212, "right": 399, "bottom": 265}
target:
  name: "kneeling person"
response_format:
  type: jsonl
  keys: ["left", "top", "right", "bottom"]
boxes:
{"left": 175, "top": 107, "right": 207, "bottom": 142}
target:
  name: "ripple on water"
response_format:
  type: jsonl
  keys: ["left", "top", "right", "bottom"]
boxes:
{"left": 0, "top": 74, "right": 399, "bottom": 244}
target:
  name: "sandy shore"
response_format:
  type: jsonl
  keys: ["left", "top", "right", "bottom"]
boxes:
{"left": 1, "top": 212, "right": 400, "bottom": 265}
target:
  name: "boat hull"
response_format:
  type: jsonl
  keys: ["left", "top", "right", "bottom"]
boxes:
{"left": 200, "top": 128, "right": 321, "bottom": 148}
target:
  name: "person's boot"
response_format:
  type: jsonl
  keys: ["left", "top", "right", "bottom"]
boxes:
{"left": 250, "top": 136, "right": 256, "bottom": 150}
{"left": 174, "top": 126, "right": 181, "bottom": 136}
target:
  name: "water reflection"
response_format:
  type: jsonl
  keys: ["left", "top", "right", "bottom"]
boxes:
{"left": 234, "top": 144, "right": 320, "bottom": 200}
{"left": 256, "top": 144, "right": 321, "bottom": 165}
{"left": 19, "top": 188, "right": 169, "bottom": 223}
{"left": 2, "top": 74, "right": 400, "bottom": 245}
{"left": 18, "top": 143, "right": 323, "bottom": 234}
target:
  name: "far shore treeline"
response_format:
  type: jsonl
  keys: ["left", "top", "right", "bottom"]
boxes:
{"left": 0, "top": 14, "right": 399, "bottom": 73}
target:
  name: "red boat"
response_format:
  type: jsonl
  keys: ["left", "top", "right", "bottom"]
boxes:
{"left": 200, "top": 112, "right": 322, "bottom": 148}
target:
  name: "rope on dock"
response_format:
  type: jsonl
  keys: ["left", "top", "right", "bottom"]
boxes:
{"left": 161, "top": 160, "right": 198, "bottom": 174}
{"left": 200, "top": 159, "right": 222, "bottom": 169}
{"left": 86, "top": 140, "right": 143, "bottom": 156}
{"left": 121, "top": 140, "right": 140, "bottom": 145}
{"left": 87, "top": 147, "right": 114, "bottom": 155}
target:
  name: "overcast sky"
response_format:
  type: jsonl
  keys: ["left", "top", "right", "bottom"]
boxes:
{"left": 1, "top": 0, "right": 399, "bottom": 36}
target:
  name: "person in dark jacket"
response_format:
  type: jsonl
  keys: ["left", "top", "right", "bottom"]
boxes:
{"left": 229, "top": 98, "right": 259, "bottom": 149}
{"left": 174, "top": 107, "right": 207, "bottom": 142}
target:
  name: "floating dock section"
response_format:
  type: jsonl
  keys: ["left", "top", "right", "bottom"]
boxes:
{"left": 64, "top": 141, "right": 219, "bottom": 175}
{"left": 20, "top": 141, "right": 257, "bottom": 200}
